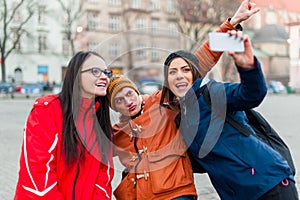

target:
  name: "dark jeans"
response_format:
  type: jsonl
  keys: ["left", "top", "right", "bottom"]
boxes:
{"left": 172, "top": 195, "right": 195, "bottom": 200}
{"left": 258, "top": 178, "right": 299, "bottom": 200}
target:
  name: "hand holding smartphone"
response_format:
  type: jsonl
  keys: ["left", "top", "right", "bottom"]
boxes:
{"left": 208, "top": 32, "right": 245, "bottom": 52}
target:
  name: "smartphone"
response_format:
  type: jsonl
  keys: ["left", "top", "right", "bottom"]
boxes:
{"left": 208, "top": 32, "right": 244, "bottom": 52}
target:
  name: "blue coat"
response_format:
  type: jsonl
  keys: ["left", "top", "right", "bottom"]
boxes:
{"left": 179, "top": 59, "right": 294, "bottom": 200}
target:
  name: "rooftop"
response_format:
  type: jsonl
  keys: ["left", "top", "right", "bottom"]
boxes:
{"left": 252, "top": 24, "right": 289, "bottom": 43}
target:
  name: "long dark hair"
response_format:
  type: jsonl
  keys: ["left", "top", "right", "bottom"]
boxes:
{"left": 59, "top": 51, "right": 112, "bottom": 168}
{"left": 160, "top": 50, "right": 202, "bottom": 111}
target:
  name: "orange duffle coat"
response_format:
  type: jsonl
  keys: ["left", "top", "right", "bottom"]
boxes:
{"left": 112, "top": 19, "right": 238, "bottom": 200}
{"left": 113, "top": 91, "right": 196, "bottom": 200}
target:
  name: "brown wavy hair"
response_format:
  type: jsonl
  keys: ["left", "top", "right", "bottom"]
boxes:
{"left": 160, "top": 50, "right": 202, "bottom": 111}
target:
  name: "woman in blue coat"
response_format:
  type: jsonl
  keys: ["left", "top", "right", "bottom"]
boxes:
{"left": 159, "top": 31, "right": 298, "bottom": 200}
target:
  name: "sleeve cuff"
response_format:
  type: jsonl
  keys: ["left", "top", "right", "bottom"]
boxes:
{"left": 228, "top": 18, "right": 243, "bottom": 31}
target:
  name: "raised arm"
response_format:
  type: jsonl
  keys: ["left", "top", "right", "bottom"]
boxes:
{"left": 194, "top": 0, "right": 260, "bottom": 77}
{"left": 225, "top": 31, "right": 267, "bottom": 111}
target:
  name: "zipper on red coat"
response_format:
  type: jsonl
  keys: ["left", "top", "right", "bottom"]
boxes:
{"left": 72, "top": 162, "right": 80, "bottom": 200}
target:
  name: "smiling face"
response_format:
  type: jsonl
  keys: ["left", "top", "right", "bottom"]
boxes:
{"left": 80, "top": 54, "right": 110, "bottom": 98}
{"left": 167, "top": 57, "right": 193, "bottom": 98}
{"left": 113, "top": 87, "right": 142, "bottom": 117}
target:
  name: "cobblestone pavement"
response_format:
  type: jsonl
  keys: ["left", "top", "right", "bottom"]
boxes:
{"left": 1, "top": 94, "right": 300, "bottom": 199}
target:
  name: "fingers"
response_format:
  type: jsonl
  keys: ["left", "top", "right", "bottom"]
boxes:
{"left": 229, "top": 33, "right": 255, "bottom": 69}
{"left": 227, "top": 30, "right": 244, "bottom": 41}
{"left": 230, "top": 0, "right": 260, "bottom": 26}
{"left": 248, "top": 0, "right": 260, "bottom": 14}
{"left": 249, "top": 2, "right": 260, "bottom": 15}
{"left": 227, "top": 30, "right": 245, "bottom": 56}
{"left": 247, "top": 0, "right": 251, "bottom": 10}
{"left": 227, "top": 30, "right": 245, "bottom": 55}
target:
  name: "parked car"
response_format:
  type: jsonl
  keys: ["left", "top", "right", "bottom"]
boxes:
{"left": 0, "top": 82, "right": 15, "bottom": 98}
{"left": 52, "top": 84, "right": 62, "bottom": 94}
{"left": 15, "top": 85, "right": 22, "bottom": 93}
{"left": 20, "top": 83, "right": 44, "bottom": 98}
{"left": 41, "top": 81, "right": 53, "bottom": 91}
{"left": 269, "top": 80, "right": 286, "bottom": 94}
{"left": 138, "top": 79, "right": 162, "bottom": 95}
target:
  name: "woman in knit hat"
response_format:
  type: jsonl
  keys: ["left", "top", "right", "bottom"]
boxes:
{"left": 109, "top": 1, "right": 260, "bottom": 199}
{"left": 160, "top": 32, "right": 298, "bottom": 199}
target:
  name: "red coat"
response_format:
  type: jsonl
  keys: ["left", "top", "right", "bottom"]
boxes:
{"left": 14, "top": 95, "right": 114, "bottom": 199}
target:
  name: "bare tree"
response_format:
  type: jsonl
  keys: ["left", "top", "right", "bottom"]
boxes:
{"left": 56, "top": 0, "right": 81, "bottom": 55}
{"left": 121, "top": 9, "right": 136, "bottom": 74}
{"left": 0, "top": 0, "right": 36, "bottom": 82}
{"left": 177, "top": 0, "right": 240, "bottom": 51}
{"left": 117, "top": 0, "right": 143, "bottom": 77}
{"left": 177, "top": 0, "right": 241, "bottom": 81}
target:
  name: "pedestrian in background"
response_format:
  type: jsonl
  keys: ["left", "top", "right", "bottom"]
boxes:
{"left": 14, "top": 51, "right": 114, "bottom": 199}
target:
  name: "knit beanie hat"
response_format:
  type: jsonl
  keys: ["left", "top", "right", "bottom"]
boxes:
{"left": 108, "top": 76, "right": 140, "bottom": 111}
{"left": 164, "top": 50, "right": 199, "bottom": 69}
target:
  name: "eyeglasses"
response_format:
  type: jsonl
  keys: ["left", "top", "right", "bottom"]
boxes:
{"left": 81, "top": 67, "right": 113, "bottom": 78}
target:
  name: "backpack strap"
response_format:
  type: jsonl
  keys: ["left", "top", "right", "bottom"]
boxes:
{"left": 203, "top": 84, "right": 296, "bottom": 175}
{"left": 203, "top": 84, "right": 251, "bottom": 137}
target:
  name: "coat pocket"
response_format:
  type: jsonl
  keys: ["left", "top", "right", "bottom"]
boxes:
{"left": 149, "top": 155, "right": 194, "bottom": 194}
{"left": 114, "top": 174, "right": 137, "bottom": 200}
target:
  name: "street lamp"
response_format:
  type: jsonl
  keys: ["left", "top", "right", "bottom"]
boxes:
{"left": 77, "top": 26, "right": 83, "bottom": 33}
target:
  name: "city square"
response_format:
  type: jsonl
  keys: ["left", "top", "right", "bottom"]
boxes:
{"left": 0, "top": 93, "right": 300, "bottom": 199}
{"left": 1, "top": 0, "right": 300, "bottom": 199}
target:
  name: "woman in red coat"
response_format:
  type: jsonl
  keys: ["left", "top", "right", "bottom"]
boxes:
{"left": 14, "top": 51, "right": 114, "bottom": 199}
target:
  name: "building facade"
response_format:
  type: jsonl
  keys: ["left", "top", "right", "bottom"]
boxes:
{"left": 288, "top": 21, "right": 300, "bottom": 91}
{"left": 2, "top": 0, "right": 300, "bottom": 90}
{"left": 244, "top": 0, "right": 300, "bottom": 90}
{"left": 2, "top": 0, "right": 76, "bottom": 85}
{"left": 74, "top": 0, "right": 182, "bottom": 83}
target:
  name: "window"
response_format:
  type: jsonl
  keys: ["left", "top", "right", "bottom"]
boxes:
{"left": 266, "top": 10, "right": 277, "bottom": 24}
{"left": 109, "top": 15, "right": 120, "bottom": 32}
{"left": 151, "top": 48, "right": 159, "bottom": 61}
{"left": 136, "top": 17, "right": 145, "bottom": 32}
{"left": 167, "top": 0, "right": 175, "bottom": 13}
{"left": 38, "top": 34, "right": 47, "bottom": 53}
{"left": 13, "top": 11, "right": 22, "bottom": 23}
{"left": 12, "top": 2, "right": 22, "bottom": 23}
{"left": 11, "top": 30, "right": 21, "bottom": 52}
{"left": 14, "top": 41, "right": 21, "bottom": 52}
{"left": 87, "top": 12, "right": 99, "bottom": 31}
{"left": 62, "top": 37, "right": 70, "bottom": 56}
{"left": 130, "top": 0, "right": 140, "bottom": 9}
{"left": 150, "top": 0, "right": 159, "bottom": 10}
{"left": 168, "top": 22, "right": 178, "bottom": 36}
{"left": 88, "top": 42, "right": 98, "bottom": 51}
{"left": 109, "top": 43, "right": 120, "bottom": 58}
{"left": 38, "top": 5, "right": 46, "bottom": 25}
{"left": 151, "top": 19, "right": 158, "bottom": 34}
{"left": 108, "top": 0, "right": 120, "bottom": 6}
{"left": 137, "top": 44, "right": 145, "bottom": 59}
